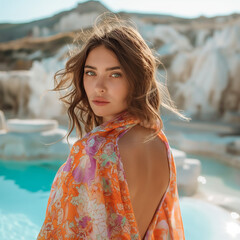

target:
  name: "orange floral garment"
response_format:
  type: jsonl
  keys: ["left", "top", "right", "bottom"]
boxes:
{"left": 37, "top": 111, "right": 185, "bottom": 239}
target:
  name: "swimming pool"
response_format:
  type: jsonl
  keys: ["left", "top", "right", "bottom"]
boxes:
{"left": 180, "top": 154, "right": 240, "bottom": 240}
{"left": 0, "top": 155, "right": 239, "bottom": 240}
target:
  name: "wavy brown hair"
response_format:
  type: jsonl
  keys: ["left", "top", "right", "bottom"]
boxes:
{"left": 53, "top": 13, "right": 187, "bottom": 141}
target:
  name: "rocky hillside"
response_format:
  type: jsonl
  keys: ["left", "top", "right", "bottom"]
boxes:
{"left": 0, "top": 0, "right": 240, "bottom": 123}
{"left": 0, "top": 0, "right": 109, "bottom": 42}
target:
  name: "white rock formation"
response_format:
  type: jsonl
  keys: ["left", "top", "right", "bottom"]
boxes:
{"left": 0, "top": 71, "right": 31, "bottom": 117}
{"left": 1, "top": 15, "right": 240, "bottom": 122}
{"left": 140, "top": 23, "right": 192, "bottom": 55}
{"left": 53, "top": 12, "right": 99, "bottom": 33}
{"left": 172, "top": 148, "right": 201, "bottom": 196}
{"left": 175, "top": 48, "right": 228, "bottom": 118}
{"left": 28, "top": 62, "right": 63, "bottom": 118}
{"left": 195, "top": 29, "right": 211, "bottom": 47}
{"left": 166, "top": 123, "right": 240, "bottom": 168}
{"left": 0, "top": 118, "right": 71, "bottom": 160}
{"left": 170, "top": 24, "right": 240, "bottom": 119}
{"left": 0, "top": 46, "right": 69, "bottom": 119}
{"left": 27, "top": 45, "right": 69, "bottom": 118}
{"left": 0, "top": 110, "right": 6, "bottom": 131}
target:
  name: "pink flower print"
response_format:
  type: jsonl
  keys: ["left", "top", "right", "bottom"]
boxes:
{"left": 63, "top": 155, "right": 73, "bottom": 172}
{"left": 108, "top": 213, "right": 127, "bottom": 237}
{"left": 85, "top": 135, "right": 106, "bottom": 156}
{"left": 72, "top": 155, "right": 96, "bottom": 186}
{"left": 78, "top": 216, "right": 91, "bottom": 228}
{"left": 109, "top": 213, "right": 125, "bottom": 228}
{"left": 104, "top": 142, "right": 115, "bottom": 156}
{"left": 73, "top": 135, "right": 105, "bottom": 185}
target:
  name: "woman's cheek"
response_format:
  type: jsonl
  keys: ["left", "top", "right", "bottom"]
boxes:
{"left": 83, "top": 79, "right": 91, "bottom": 95}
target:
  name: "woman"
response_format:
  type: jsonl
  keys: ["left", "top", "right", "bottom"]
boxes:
{"left": 37, "top": 15, "right": 185, "bottom": 240}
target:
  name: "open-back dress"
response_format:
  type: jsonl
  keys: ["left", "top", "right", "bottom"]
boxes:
{"left": 37, "top": 111, "right": 185, "bottom": 239}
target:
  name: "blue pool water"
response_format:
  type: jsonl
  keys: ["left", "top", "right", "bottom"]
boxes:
{"left": 0, "top": 155, "right": 239, "bottom": 240}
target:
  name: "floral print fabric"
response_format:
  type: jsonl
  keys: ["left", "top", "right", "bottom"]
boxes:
{"left": 37, "top": 111, "right": 185, "bottom": 239}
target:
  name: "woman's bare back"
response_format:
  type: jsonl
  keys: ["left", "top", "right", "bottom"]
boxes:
{"left": 118, "top": 124, "right": 170, "bottom": 239}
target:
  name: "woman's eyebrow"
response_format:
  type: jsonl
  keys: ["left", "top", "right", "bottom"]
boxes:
{"left": 84, "top": 65, "right": 121, "bottom": 71}
{"left": 106, "top": 66, "right": 121, "bottom": 71}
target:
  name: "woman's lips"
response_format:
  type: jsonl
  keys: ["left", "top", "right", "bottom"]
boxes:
{"left": 92, "top": 100, "right": 110, "bottom": 106}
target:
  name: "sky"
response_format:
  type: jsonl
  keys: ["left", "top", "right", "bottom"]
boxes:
{"left": 0, "top": 0, "right": 240, "bottom": 23}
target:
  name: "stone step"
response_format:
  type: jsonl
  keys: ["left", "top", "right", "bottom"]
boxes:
{"left": 168, "top": 119, "right": 240, "bottom": 134}
{"left": 7, "top": 119, "right": 58, "bottom": 133}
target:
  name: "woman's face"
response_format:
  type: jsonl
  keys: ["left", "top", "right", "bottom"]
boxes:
{"left": 83, "top": 45, "right": 129, "bottom": 122}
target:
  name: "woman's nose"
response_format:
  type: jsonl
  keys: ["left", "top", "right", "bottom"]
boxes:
{"left": 95, "top": 75, "right": 106, "bottom": 94}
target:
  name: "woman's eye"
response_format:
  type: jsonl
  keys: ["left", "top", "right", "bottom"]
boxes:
{"left": 112, "top": 72, "right": 121, "bottom": 78}
{"left": 85, "top": 71, "right": 95, "bottom": 76}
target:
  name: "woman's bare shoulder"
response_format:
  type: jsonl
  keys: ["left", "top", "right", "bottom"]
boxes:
{"left": 121, "top": 124, "right": 169, "bottom": 181}
{"left": 119, "top": 124, "right": 168, "bottom": 164}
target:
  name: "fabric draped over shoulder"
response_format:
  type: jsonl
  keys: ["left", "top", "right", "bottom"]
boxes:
{"left": 37, "top": 111, "right": 185, "bottom": 240}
